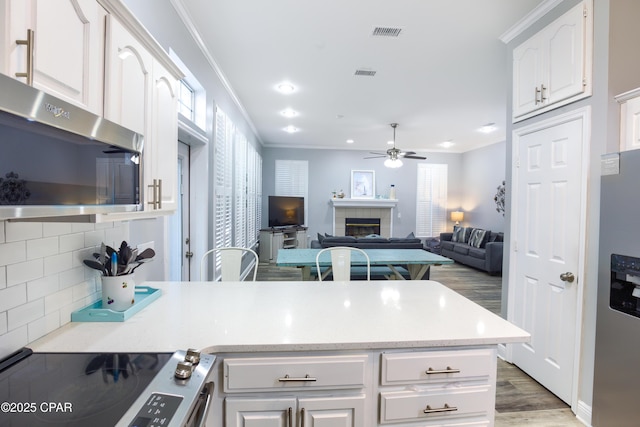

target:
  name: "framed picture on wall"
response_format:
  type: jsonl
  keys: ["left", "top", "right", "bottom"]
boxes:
{"left": 351, "top": 170, "right": 375, "bottom": 199}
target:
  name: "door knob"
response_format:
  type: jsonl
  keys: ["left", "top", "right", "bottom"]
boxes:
{"left": 560, "top": 272, "right": 575, "bottom": 283}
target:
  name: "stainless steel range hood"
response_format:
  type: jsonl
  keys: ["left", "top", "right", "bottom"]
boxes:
{"left": 0, "top": 73, "right": 144, "bottom": 221}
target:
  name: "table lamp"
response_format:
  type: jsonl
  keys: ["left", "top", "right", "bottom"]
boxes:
{"left": 451, "top": 211, "right": 464, "bottom": 226}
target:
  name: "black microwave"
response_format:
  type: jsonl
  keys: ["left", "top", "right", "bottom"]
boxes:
{"left": 0, "top": 73, "right": 143, "bottom": 220}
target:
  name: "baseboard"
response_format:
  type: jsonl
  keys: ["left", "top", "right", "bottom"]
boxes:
{"left": 575, "top": 400, "right": 592, "bottom": 426}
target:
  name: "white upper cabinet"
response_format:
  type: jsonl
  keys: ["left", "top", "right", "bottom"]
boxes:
{"left": 616, "top": 88, "right": 640, "bottom": 152}
{"left": 102, "top": 4, "right": 182, "bottom": 215}
{"left": 0, "top": 0, "right": 106, "bottom": 114}
{"left": 103, "top": 15, "right": 151, "bottom": 136}
{"left": 512, "top": 0, "right": 592, "bottom": 121}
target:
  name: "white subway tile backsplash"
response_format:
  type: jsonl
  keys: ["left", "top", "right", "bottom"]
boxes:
{"left": 0, "top": 313, "right": 6, "bottom": 335}
{"left": 0, "top": 220, "right": 130, "bottom": 357}
{"left": 27, "top": 236, "right": 59, "bottom": 260}
{"left": 59, "top": 267, "right": 85, "bottom": 290}
{"left": 8, "top": 299, "right": 44, "bottom": 330}
{"left": 43, "top": 253, "right": 72, "bottom": 276}
{"left": 43, "top": 223, "right": 72, "bottom": 237}
{"left": 0, "top": 241, "right": 26, "bottom": 267}
{"left": 84, "top": 229, "right": 106, "bottom": 248}
{"left": 5, "top": 222, "right": 43, "bottom": 242}
{"left": 59, "top": 233, "right": 85, "bottom": 253}
{"left": 0, "top": 326, "right": 28, "bottom": 360}
{"left": 44, "top": 287, "right": 74, "bottom": 315}
{"left": 7, "top": 259, "right": 44, "bottom": 287}
{"left": 0, "top": 284, "right": 26, "bottom": 312}
{"left": 27, "top": 312, "right": 60, "bottom": 343}
{"left": 27, "top": 276, "right": 60, "bottom": 301}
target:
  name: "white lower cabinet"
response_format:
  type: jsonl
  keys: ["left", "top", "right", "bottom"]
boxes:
{"left": 215, "top": 348, "right": 496, "bottom": 427}
{"left": 225, "top": 395, "right": 366, "bottom": 427}
{"left": 377, "top": 348, "right": 496, "bottom": 426}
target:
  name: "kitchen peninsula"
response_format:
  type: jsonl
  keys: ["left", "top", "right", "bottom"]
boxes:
{"left": 30, "top": 281, "right": 529, "bottom": 426}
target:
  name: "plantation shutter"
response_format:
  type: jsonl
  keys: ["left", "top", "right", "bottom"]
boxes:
{"left": 416, "top": 163, "right": 448, "bottom": 237}
{"left": 213, "top": 108, "right": 233, "bottom": 277}
{"left": 234, "top": 132, "right": 247, "bottom": 248}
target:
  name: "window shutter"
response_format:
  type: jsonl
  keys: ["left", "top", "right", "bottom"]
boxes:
{"left": 416, "top": 164, "right": 448, "bottom": 237}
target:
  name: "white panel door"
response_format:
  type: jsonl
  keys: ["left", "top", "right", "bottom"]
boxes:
{"left": 510, "top": 110, "right": 586, "bottom": 404}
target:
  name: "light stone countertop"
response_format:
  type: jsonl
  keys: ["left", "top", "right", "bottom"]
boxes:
{"left": 29, "top": 280, "right": 529, "bottom": 354}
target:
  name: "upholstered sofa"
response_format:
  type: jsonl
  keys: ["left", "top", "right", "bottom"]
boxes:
{"left": 440, "top": 228, "right": 504, "bottom": 275}
{"left": 310, "top": 233, "right": 424, "bottom": 250}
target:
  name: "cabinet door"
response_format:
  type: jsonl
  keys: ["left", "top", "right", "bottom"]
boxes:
{"left": 543, "top": 2, "right": 586, "bottom": 106}
{"left": 512, "top": 32, "right": 544, "bottom": 118}
{"left": 621, "top": 96, "right": 640, "bottom": 152}
{"left": 299, "top": 395, "right": 365, "bottom": 427}
{"left": 104, "top": 14, "right": 151, "bottom": 135}
{"left": 225, "top": 397, "right": 296, "bottom": 427}
{"left": 148, "top": 59, "right": 178, "bottom": 211}
{"left": 2, "top": 0, "right": 105, "bottom": 114}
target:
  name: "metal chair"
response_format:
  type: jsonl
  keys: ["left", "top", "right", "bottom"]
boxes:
{"left": 200, "top": 247, "right": 259, "bottom": 281}
{"left": 315, "top": 246, "right": 371, "bottom": 281}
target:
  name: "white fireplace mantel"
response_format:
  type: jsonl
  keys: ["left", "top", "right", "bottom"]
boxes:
{"left": 330, "top": 198, "right": 398, "bottom": 208}
{"left": 330, "top": 198, "right": 398, "bottom": 236}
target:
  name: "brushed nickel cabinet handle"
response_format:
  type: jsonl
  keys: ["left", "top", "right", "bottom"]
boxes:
{"left": 157, "top": 179, "right": 162, "bottom": 209}
{"left": 534, "top": 86, "right": 541, "bottom": 105}
{"left": 301, "top": 408, "right": 306, "bottom": 427}
{"left": 278, "top": 374, "right": 317, "bottom": 382}
{"left": 424, "top": 403, "right": 458, "bottom": 414}
{"left": 15, "top": 29, "right": 34, "bottom": 85}
{"left": 147, "top": 179, "right": 158, "bottom": 209}
{"left": 287, "top": 407, "right": 293, "bottom": 427}
{"left": 540, "top": 84, "right": 547, "bottom": 101}
{"left": 426, "top": 366, "right": 461, "bottom": 375}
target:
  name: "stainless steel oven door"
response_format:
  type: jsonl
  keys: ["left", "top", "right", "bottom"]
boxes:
{"left": 184, "top": 382, "right": 214, "bottom": 427}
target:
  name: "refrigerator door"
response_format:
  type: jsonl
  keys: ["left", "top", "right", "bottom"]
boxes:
{"left": 593, "top": 149, "right": 640, "bottom": 426}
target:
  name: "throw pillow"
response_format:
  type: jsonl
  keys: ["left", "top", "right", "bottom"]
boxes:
{"left": 317, "top": 233, "right": 325, "bottom": 244}
{"left": 452, "top": 226, "right": 468, "bottom": 243}
{"left": 406, "top": 232, "right": 415, "bottom": 239}
{"left": 469, "top": 229, "right": 490, "bottom": 248}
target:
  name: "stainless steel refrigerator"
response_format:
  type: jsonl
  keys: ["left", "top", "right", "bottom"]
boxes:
{"left": 593, "top": 149, "right": 640, "bottom": 426}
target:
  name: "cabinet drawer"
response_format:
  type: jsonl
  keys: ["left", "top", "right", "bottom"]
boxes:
{"left": 224, "top": 355, "right": 368, "bottom": 392}
{"left": 380, "top": 386, "right": 492, "bottom": 424}
{"left": 381, "top": 349, "right": 494, "bottom": 386}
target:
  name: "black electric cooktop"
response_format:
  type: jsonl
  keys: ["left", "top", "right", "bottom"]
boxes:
{"left": 0, "top": 349, "right": 172, "bottom": 427}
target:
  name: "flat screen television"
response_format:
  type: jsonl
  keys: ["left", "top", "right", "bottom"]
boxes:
{"left": 268, "top": 196, "right": 304, "bottom": 227}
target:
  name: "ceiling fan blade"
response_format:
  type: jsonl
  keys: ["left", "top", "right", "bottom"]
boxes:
{"left": 369, "top": 151, "right": 387, "bottom": 155}
{"left": 399, "top": 150, "right": 416, "bottom": 156}
{"left": 403, "top": 155, "right": 427, "bottom": 160}
{"left": 364, "top": 155, "right": 387, "bottom": 159}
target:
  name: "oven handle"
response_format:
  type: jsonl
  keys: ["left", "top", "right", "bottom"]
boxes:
{"left": 194, "top": 381, "right": 214, "bottom": 427}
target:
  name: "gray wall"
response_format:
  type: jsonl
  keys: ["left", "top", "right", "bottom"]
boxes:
{"left": 262, "top": 144, "right": 505, "bottom": 240}
{"left": 460, "top": 141, "right": 506, "bottom": 232}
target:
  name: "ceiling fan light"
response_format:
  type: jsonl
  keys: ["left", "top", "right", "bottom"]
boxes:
{"left": 384, "top": 157, "right": 403, "bottom": 168}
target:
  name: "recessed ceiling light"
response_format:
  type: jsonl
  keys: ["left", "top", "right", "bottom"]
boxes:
{"left": 478, "top": 123, "right": 497, "bottom": 133}
{"left": 276, "top": 82, "right": 295, "bottom": 94}
{"left": 283, "top": 125, "right": 298, "bottom": 133}
{"left": 346, "top": 139, "right": 354, "bottom": 144}
{"left": 439, "top": 140, "right": 455, "bottom": 148}
{"left": 281, "top": 108, "right": 298, "bottom": 118}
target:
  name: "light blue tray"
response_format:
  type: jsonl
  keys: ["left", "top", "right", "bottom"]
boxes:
{"left": 71, "top": 286, "right": 161, "bottom": 322}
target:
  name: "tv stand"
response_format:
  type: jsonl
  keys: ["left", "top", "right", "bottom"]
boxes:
{"left": 259, "top": 226, "right": 308, "bottom": 263}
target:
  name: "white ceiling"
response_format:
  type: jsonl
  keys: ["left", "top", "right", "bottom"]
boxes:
{"left": 176, "top": 0, "right": 544, "bottom": 154}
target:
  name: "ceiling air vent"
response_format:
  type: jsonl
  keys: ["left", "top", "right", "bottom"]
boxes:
{"left": 372, "top": 26, "right": 402, "bottom": 37}
{"left": 354, "top": 69, "right": 377, "bottom": 77}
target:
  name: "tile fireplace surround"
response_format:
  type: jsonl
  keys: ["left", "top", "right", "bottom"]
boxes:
{"left": 331, "top": 198, "right": 397, "bottom": 237}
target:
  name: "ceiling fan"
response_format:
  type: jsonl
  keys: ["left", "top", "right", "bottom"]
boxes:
{"left": 365, "top": 123, "right": 426, "bottom": 168}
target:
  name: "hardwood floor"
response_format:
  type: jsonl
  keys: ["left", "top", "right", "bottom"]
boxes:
{"left": 256, "top": 261, "right": 586, "bottom": 426}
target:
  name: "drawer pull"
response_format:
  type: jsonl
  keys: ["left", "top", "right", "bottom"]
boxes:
{"left": 288, "top": 407, "right": 293, "bottom": 427}
{"left": 278, "top": 374, "right": 317, "bottom": 382}
{"left": 424, "top": 403, "right": 458, "bottom": 414}
{"left": 426, "top": 366, "right": 460, "bottom": 375}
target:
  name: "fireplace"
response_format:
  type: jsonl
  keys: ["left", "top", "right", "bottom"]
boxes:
{"left": 345, "top": 218, "right": 381, "bottom": 237}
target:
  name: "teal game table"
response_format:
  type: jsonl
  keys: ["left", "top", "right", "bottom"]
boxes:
{"left": 276, "top": 248, "right": 453, "bottom": 281}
